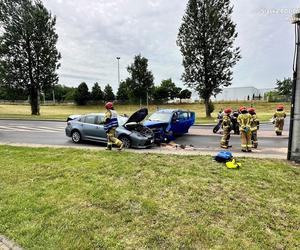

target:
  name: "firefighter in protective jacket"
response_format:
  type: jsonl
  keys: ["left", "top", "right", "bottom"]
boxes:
{"left": 220, "top": 108, "right": 232, "bottom": 149}
{"left": 273, "top": 104, "right": 286, "bottom": 136}
{"left": 104, "top": 102, "right": 124, "bottom": 150}
{"left": 237, "top": 106, "right": 252, "bottom": 152}
{"left": 248, "top": 107, "right": 259, "bottom": 149}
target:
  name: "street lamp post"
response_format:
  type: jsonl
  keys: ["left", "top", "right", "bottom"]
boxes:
{"left": 288, "top": 12, "right": 300, "bottom": 163}
{"left": 116, "top": 57, "right": 120, "bottom": 86}
{"left": 52, "top": 84, "right": 56, "bottom": 104}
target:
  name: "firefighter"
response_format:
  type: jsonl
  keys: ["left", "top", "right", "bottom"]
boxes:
{"left": 213, "top": 109, "right": 224, "bottom": 133}
{"left": 231, "top": 110, "right": 240, "bottom": 135}
{"left": 220, "top": 108, "right": 232, "bottom": 149}
{"left": 248, "top": 107, "right": 259, "bottom": 149}
{"left": 104, "top": 102, "right": 124, "bottom": 151}
{"left": 237, "top": 106, "right": 252, "bottom": 152}
{"left": 273, "top": 104, "right": 286, "bottom": 136}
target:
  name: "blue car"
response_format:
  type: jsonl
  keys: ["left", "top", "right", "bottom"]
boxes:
{"left": 143, "top": 109, "right": 195, "bottom": 142}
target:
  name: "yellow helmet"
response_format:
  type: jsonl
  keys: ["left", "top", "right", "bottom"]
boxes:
{"left": 226, "top": 159, "right": 241, "bottom": 169}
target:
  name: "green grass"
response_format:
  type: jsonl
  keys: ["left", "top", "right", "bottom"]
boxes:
{"left": 0, "top": 146, "right": 299, "bottom": 249}
{"left": 0, "top": 101, "right": 291, "bottom": 124}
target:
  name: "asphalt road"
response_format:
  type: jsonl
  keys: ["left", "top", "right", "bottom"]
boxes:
{"left": 0, "top": 119, "right": 289, "bottom": 157}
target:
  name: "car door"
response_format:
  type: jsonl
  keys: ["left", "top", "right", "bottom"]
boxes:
{"left": 169, "top": 112, "right": 182, "bottom": 135}
{"left": 180, "top": 111, "right": 190, "bottom": 133}
{"left": 94, "top": 115, "right": 107, "bottom": 142}
{"left": 186, "top": 112, "right": 195, "bottom": 132}
{"left": 82, "top": 115, "right": 97, "bottom": 140}
{"left": 171, "top": 111, "right": 189, "bottom": 135}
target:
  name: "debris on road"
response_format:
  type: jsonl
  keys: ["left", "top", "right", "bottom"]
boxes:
{"left": 160, "top": 141, "right": 195, "bottom": 150}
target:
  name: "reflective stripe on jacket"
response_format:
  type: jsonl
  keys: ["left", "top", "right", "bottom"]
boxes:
{"left": 104, "top": 110, "right": 119, "bottom": 132}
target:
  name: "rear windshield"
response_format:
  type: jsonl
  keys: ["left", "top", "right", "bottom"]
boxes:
{"left": 148, "top": 112, "right": 172, "bottom": 123}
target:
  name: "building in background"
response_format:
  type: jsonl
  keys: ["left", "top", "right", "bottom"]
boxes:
{"left": 190, "top": 86, "right": 274, "bottom": 102}
{"left": 213, "top": 87, "right": 274, "bottom": 101}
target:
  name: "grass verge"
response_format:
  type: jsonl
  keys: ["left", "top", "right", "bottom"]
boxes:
{"left": 0, "top": 146, "right": 299, "bottom": 249}
{"left": 0, "top": 102, "right": 291, "bottom": 124}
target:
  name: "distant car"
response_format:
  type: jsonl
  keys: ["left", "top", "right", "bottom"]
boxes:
{"left": 65, "top": 108, "right": 154, "bottom": 149}
{"left": 143, "top": 109, "right": 195, "bottom": 142}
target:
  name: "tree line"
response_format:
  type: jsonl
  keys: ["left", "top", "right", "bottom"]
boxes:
{"left": 73, "top": 78, "right": 192, "bottom": 106}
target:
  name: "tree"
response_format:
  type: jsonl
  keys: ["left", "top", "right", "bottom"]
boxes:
{"left": 276, "top": 78, "right": 292, "bottom": 97}
{"left": 91, "top": 82, "right": 103, "bottom": 102}
{"left": 178, "top": 89, "right": 192, "bottom": 103}
{"left": 117, "top": 79, "right": 130, "bottom": 103}
{"left": 160, "top": 79, "right": 181, "bottom": 100}
{"left": 0, "top": 0, "right": 61, "bottom": 115}
{"left": 127, "top": 54, "right": 154, "bottom": 105}
{"left": 74, "top": 82, "right": 90, "bottom": 105}
{"left": 0, "top": 85, "right": 28, "bottom": 101}
{"left": 103, "top": 84, "right": 115, "bottom": 102}
{"left": 44, "top": 84, "right": 74, "bottom": 103}
{"left": 177, "top": 0, "right": 240, "bottom": 117}
{"left": 64, "top": 87, "right": 76, "bottom": 101}
{"left": 152, "top": 86, "right": 169, "bottom": 103}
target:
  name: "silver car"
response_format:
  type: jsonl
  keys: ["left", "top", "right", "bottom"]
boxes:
{"left": 65, "top": 108, "right": 154, "bottom": 149}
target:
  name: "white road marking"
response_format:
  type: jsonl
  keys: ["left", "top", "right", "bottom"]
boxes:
{"left": 35, "top": 126, "right": 64, "bottom": 131}
{"left": 0, "top": 125, "right": 64, "bottom": 133}
{"left": 0, "top": 126, "right": 30, "bottom": 132}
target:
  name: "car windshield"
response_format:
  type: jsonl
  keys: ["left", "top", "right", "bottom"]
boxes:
{"left": 118, "top": 116, "right": 128, "bottom": 126}
{"left": 148, "top": 112, "right": 172, "bottom": 122}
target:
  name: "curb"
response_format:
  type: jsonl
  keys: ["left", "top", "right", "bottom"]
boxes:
{"left": 0, "top": 142, "right": 288, "bottom": 160}
{"left": 0, "top": 235, "right": 24, "bottom": 250}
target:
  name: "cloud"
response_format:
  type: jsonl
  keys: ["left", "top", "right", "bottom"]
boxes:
{"left": 43, "top": 0, "right": 297, "bottom": 92}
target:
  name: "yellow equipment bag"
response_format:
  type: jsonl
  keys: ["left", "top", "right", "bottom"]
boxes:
{"left": 226, "top": 159, "right": 241, "bottom": 169}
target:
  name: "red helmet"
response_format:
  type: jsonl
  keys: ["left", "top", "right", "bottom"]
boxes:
{"left": 248, "top": 107, "right": 255, "bottom": 114}
{"left": 277, "top": 104, "right": 284, "bottom": 110}
{"left": 105, "top": 102, "right": 113, "bottom": 110}
{"left": 224, "top": 108, "right": 232, "bottom": 114}
{"left": 239, "top": 106, "right": 247, "bottom": 112}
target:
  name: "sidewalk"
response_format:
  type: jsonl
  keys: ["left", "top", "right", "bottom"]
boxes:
{"left": 189, "top": 127, "right": 289, "bottom": 139}
{"left": 0, "top": 236, "right": 23, "bottom": 250}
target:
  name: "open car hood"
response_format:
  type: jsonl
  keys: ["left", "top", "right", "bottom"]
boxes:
{"left": 124, "top": 108, "right": 148, "bottom": 125}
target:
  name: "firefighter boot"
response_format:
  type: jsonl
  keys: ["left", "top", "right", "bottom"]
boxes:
{"left": 117, "top": 143, "right": 124, "bottom": 151}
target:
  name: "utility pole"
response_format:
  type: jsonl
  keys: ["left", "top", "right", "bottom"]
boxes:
{"left": 116, "top": 57, "right": 120, "bottom": 86}
{"left": 288, "top": 12, "right": 300, "bottom": 163}
{"left": 146, "top": 90, "right": 149, "bottom": 109}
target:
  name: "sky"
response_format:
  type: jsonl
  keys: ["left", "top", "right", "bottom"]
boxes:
{"left": 42, "top": 0, "right": 299, "bottom": 93}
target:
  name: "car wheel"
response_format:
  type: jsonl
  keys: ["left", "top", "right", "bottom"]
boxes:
{"left": 71, "top": 130, "right": 81, "bottom": 143}
{"left": 119, "top": 136, "right": 131, "bottom": 148}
